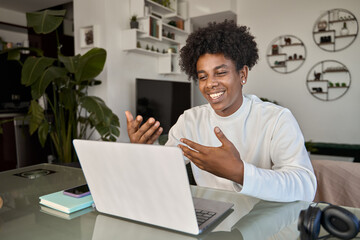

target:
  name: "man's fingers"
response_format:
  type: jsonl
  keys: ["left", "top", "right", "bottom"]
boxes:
{"left": 214, "top": 127, "right": 230, "bottom": 146}
{"left": 180, "top": 138, "right": 205, "bottom": 153}
{"left": 146, "top": 127, "right": 163, "bottom": 144}
{"left": 178, "top": 144, "right": 201, "bottom": 159}
{"left": 125, "top": 111, "right": 163, "bottom": 144}
{"left": 138, "top": 119, "right": 161, "bottom": 143}
{"left": 125, "top": 111, "right": 143, "bottom": 135}
{"left": 133, "top": 115, "right": 143, "bottom": 129}
{"left": 180, "top": 147, "right": 204, "bottom": 170}
{"left": 125, "top": 111, "right": 134, "bottom": 123}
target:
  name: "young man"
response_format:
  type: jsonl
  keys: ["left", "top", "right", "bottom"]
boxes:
{"left": 125, "top": 20, "right": 316, "bottom": 202}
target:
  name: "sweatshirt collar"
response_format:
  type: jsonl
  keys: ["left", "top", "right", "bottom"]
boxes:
{"left": 210, "top": 95, "right": 250, "bottom": 121}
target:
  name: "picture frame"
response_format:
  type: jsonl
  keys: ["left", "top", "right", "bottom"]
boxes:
{"left": 79, "top": 25, "right": 99, "bottom": 48}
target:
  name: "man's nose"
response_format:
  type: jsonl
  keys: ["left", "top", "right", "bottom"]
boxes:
{"left": 206, "top": 76, "right": 219, "bottom": 88}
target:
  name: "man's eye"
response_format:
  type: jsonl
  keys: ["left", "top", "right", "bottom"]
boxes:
{"left": 217, "top": 71, "right": 227, "bottom": 76}
{"left": 198, "top": 75, "right": 207, "bottom": 80}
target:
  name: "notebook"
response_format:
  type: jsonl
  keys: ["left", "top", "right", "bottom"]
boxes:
{"left": 40, "top": 205, "right": 94, "bottom": 220}
{"left": 39, "top": 190, "right": 94, "bottom": 214}
{"left": 73, "top": 140, "right": 233, "bottom": 235}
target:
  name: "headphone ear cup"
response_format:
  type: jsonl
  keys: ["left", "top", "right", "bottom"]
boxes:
{"left": 321, "top": 205, "right": 360, "bottom": 240}
{"left": 298, "top": 206, "right": 322, "bottom": 240}
{"left": 298, "top": 210, "right": 309, "bottom": 240}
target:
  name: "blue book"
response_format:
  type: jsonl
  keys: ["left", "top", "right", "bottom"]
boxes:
{"left": 39, "top": 190, "right": 94, "bottom": 214}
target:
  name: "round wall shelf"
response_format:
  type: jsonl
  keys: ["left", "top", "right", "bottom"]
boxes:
{"left": 306, "top": 60, "right": 351, "bottom": 101}
{"left": 266, "top": 35, "right": 306, "bottom": 74}
{"left": 313, "top": 9, "right": 358, "bottom": 52}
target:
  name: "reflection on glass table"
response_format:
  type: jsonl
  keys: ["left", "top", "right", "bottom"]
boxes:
{"left": 1, "top": 164, "right": 360, "bottom": 240}
{"left": 91, "top": 199, "right": 309, "bottom": 240}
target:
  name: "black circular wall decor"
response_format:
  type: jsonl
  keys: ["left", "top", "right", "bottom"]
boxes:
{"left": 266, "top": 35, "right": 306, "bottom": 74}
{"left": 306, "top": 60, "right": 351, "bottom": 101}
{"left": 313, "top": 9, "right": 358, "bottom": 52}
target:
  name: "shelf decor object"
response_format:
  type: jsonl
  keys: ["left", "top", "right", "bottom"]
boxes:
{"left": 79, "top": 25, "right": 99, "bottom": 49}
{"left": 266, "top": 35, "right": 306, "bottom": 74}
{"left": 306, "top": 60, "right": 351, "bottom": 101}
{"left": 312, "top": 8, "right": 358, "bottom": 52}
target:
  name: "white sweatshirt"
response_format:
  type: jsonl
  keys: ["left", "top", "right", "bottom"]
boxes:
{"left": 166, "top": 94, "right": 317, "bottom": 202}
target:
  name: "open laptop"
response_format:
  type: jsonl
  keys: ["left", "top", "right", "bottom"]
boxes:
{"left": 73, "top": 140, "right": 233, "bottom": 235}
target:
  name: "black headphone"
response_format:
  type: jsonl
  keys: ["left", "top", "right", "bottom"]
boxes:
{"left": 298, "top": 203, "right": 360, "bottom": 240}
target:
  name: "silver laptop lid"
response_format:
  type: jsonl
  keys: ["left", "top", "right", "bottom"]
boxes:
{"left": 73, "top": 140, "right": 200, "bottom": 234}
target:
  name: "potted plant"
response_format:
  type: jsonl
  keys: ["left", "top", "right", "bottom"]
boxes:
{"left": 305, "top": 141, "right": 318, "bottom": 155}
{"left": 130, "top": 15, "right": 139, "bottom": 29}
{"left": 272, "top": 44, "right": 279, "bottom": 55}
{"left": 162, "top": 0, "right": 171, "bottom": 8}
{"left": 3, "top": 10, "right": 120, "bottom": 163}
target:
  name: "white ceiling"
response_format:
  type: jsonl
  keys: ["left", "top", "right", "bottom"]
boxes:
{"left": 0, "top": 0, "right": 71, "bottom": 12}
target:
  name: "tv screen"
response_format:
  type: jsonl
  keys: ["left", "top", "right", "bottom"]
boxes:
{"left": 136, "top": 78, "right": 191, "bottom": 134}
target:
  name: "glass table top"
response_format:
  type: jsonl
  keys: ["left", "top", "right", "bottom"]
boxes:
{"left": 0, "top": 164, "right": 358, "bottom": 240}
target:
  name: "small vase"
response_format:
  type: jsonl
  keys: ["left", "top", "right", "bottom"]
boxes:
{"left": 130, "top": 21, "right": 139, "bottom": 29}
{"left": 340, "top": 22, "right": 349, "bottom": 36}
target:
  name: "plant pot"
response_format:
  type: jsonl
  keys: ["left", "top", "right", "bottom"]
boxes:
{"left": 130, "top": 21, "right": 139, "bottom": 29}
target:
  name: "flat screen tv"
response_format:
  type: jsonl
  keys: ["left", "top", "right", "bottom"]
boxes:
{"left": 136, "top": 78, "right": 191, "bottom": 134}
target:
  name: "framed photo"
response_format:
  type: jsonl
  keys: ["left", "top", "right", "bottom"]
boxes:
{"left": 79, "top": 25, "right": 99, "bottom": 48}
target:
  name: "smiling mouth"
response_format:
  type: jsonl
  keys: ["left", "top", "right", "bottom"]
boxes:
{"left": 209, "top": 91, "right": 225, "bottom": 100}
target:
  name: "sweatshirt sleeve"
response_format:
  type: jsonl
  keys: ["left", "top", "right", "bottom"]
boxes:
{"left": 234, "top": 109, "right": 317, "bottom": 202}
{"left": 165, "top": 114, "right": 190, "bottom": 164}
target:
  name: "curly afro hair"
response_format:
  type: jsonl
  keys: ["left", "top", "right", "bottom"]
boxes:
{"left": 179, "top": 20, "right": 259, "bottom": 81}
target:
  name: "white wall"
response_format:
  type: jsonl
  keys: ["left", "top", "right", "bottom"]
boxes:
{"left": 188, "top": 0, "right": 236, "bottom": 18}
{"left": 73, "top": 0, "right": 360, "bottom": 144}
{"left": 73, "top": 0, "right": 190, "bottom": 142}
{"left": 237, "top": 0, "right": 360, "bottom": 144}
{"left": 0, "top": 8, "right": 28, "bottom": 44}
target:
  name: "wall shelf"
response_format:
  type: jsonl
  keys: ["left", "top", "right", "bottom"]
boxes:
{"left": 266, "top": 35, "right": 306, "bottom": 74}
{"left": 312, "top": 8, "right": 358, "bottom": 52}
{"left": 317, "top": 42, "right": 334, "bottom": 46}
{"left": 279, "top": 43, "right": 303, "bottom": 47}
{"left": 126, "top": 47, "right": 169, "bottom": 57}
{"left": 162, "top": 22, "right": 187, "bottom": 35}
{"left": 126, "top": 0, "right": 188, "bottom": 74}
{"left": 0, "top": 21, "right": 28, "bottom": 34}
{"left": 335, "top": 34, "right": 357, "bottom": 39}
{"left": 145, "top": 0, "right": 176, "bottom": 17}
{"left": 306, "top": 60, "right": 351, "bottom": 101}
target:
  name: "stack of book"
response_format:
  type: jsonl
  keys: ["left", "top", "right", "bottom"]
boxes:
{"left": 39, "top": 190, "right": 94, "bottom": 219}
{"left": 176, "top": 20, "right": 184, "bottom": 30}
{"left": 149, "top": 18, "right": 159, "bottom": 38}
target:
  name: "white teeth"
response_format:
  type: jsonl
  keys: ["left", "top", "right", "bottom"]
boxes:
{"left": 209, "top": 91, "right": 224, "bottom": 99}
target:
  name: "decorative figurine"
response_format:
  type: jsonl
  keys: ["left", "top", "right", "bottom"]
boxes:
{"left": 284, "top": 37, "right": 291, "bottom": 45}
{"left": 314, "top": 71, "right": 321, "bottom": 81}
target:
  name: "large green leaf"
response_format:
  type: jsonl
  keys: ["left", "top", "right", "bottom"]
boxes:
{"left": 60, "top": 88, "right": 76, "bottom": 110}
{"left": 21, "top": 57, "right": 55, "bottom": 86}
{"left": 79, "top": 96, "right": 111, "bottom": 123}
{"left": 38, "top": 121, "right": 49, "bottom": 147}
{"left": 31, "top": 66, "right": 68, "bottom": 99}
{"left": 28, "top": 100, "right": 45, "bottom": 135}
{"left": 26, "top": 10, "right": 66, "bottom": 34}
{"left": 59, "top": 54, "right": 80, "bottom": 73}
{"left": 96, "top": 114, "right": 120, "bottom": 141}
{"left": 75, "top": 48, "right": 106, "bottom": 82}
{"left": 80, "top": 96, "right": 120, "bottom": 140}
{"left": 6, "top": 48, "right": 21, "bottom": 61}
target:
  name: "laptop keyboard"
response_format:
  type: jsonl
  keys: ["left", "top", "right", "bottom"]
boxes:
{"left": 195, "top": 209, "right": 216, "bottom": 226}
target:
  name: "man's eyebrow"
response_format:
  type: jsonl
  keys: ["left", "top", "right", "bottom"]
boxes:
{"left": 214, "top": 64, "right": 229, "bottom": 70}
{"left": 197, "top": 64, "right": 229, "bottom": 74}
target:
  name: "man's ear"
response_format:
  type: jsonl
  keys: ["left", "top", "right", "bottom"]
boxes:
{"left": 239, "top": 65, "right": 249, "bottom": 85}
